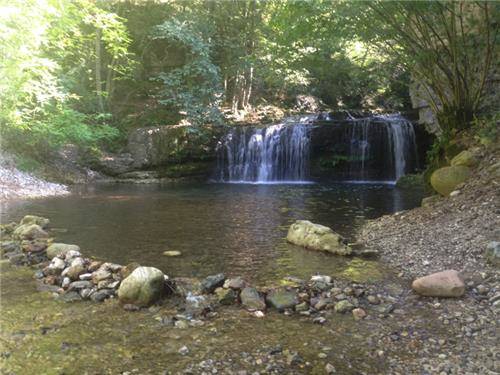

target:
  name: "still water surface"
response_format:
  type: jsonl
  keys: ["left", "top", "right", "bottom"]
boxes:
{"left": 1, "top": 182, "right": 423, "bottom": 283}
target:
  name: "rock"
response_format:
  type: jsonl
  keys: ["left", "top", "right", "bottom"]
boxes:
{"left": 1, "top": 241, "right": 19, "bottom": 253}
{"left": 64, "top": 250, "right": 82, "bottom": 261}
{"left": 120, "top": 262, "right": 140, "bottom": 279}
{"left": 96, "top": 152, "right": 134, "bottom": 176}
{"left": 79, "top": 273, "right": 92, "bottom": 281}
{"left": 66, "top": 264, "right": 86, "bottom": 281}
{"left": 310, "top": 275, "right": 332, "bottom": 284}
{"left": 200, "top": 273, "right": 225, "bottom": 294}
{"left": 266, "top": 289, "right": 298, "bottom": 311}
{"left": 178, "top": 345, "right": 189, "bottom": 356}
{"left": 21, "top": 239, "right": 48, "bottom": 253}
{"left": 421, "top": 195, "right": 441, "bottom": 208}
{"left": 352, "top": 308, "right": 367, "bottom": 320}
{"left": 68, "top": 281, "right": 93, "bottom": 291}
{"left": 61, "top": 277, "right": 71, "bottom": 289}
{"left": 334, "top": 300, "right": 355, "bottom": 313}
{"left": 174, "top": 277, "right": 202, "bottom": 297}
{"left": 88, "top": 261, "right": 103, "bottom": 272}
{"left": 163, "top": 250, "right": 181, "bottom": 257}
{"left": 117, "top": 266, "right": 166, "bottom": 307}
{"left": 451, "top": 150, "right": 478, "bottom": 168}
{"left": 90, "top": 289, "right": 115, "bottom": 302}
{"left": 367, "top": 295, "right": 380, "bottom": 305}
{"left": 13, "top": 224, "right": 48, "bottom": 241}
{"left": 8, "top": 253, "right": 26, "bottom": 265}
{"left": 240, "top": 287, "right": 266, "bottom": 311}
{"left": 295, "top": 302, "right": 309, "bottom": 312}
{"left": 215, "top": 287, "right": 237, "bottom": 305}
{"left": 430, "top": 166, "right": 471, "bottom": 196}
{"left": 286, "top": 220, "right": 351, "bottom": 255}
{"left": 20, "top": 215, "right": 50, "bottom": 229}
{"left": 411, "top": 270, "right": 465, "bottom": 297}
{"left": 46, "top": 243, "right": 80, "bottom": 260}
{"left": 485, "top": 241, "right": 500, "bottom": 267}
{"left": 313, "top": 297, "right": 332, "bottom": 311}
{"left": 223, "top": 277, "right": 246, "bottom": 290}
{"left": 325, "top": 363, "right": 336, "bottom": 374}
{"left": 92, "top": 269, "right": 112, "bottom": 284}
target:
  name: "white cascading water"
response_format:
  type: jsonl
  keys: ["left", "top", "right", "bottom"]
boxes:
{"left": 216, "top": 114, "right": 417, "bottom": 184}
{"left": 216, "top": 122, "right": 311, "bottom": 183}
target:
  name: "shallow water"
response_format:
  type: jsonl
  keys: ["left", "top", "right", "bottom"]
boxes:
{"left": 1, "top": 182, "right": 423, "bottom": 283}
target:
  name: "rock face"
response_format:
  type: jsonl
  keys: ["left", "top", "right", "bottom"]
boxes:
{"left": 266, "top": 289, "right": 298, "bottom": 311}
{"left": 46, "top": 243, "right": 81, "bottom": 259}
{"left": 117, "top": 267, "right": 165, "bottom": 306}
{"left": 411, "top": 270, "right": 465, "bottom": 297}
{"left": 286, "top": 220, "right": 351, "bottom": 255}
{"left": 451, "top": 150, "right": 478, "bottom": 168}
{"left": 430, "top": 166, "right": 471, "bottom": 196}
{"left": 96, "top": 153, "right": 135, "bottom": 176}
{"left": 240, "top": 287, "right": 266, "bottom": 311}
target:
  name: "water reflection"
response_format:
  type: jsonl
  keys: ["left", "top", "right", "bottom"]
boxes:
{"left": 1, "top": 182, "right": 423, "bottom": 283}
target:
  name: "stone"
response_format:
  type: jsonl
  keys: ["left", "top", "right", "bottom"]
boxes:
{"left": 80, "top": 288, "right": 94, "bottom": 299}
{"left": 178, "top": 346, "right": 189, "bottom": 356}
{"left": 411, "top": 270, "right": 465, "bottom": 297}
{"left": 485, "top": 241, "right": 500, "bottom": 267}
{"left": 46, "top": 243, "right": 80, "bottom": 260}
{"left": 286, "top": 220, "right": 352, "bottom": 255}
{"left": 200, "top": 273, "right": 225, "bottom": 294}
{"left": 88, "top": 261, "right": 103, "bottom": 272}
{"left": 163, "top": 250, "right": 181, "bottom": 257}
{"left": 223, "top": 277, "right": 246, "bottom": 290}
{"left": 334, "top": 300, "right": 355, "bottom": 313}
{"left": 1, "top": 241, "right": 19, "bottom": 253}
{"left": 61, "top": 277, "right": 71, "bottom": 289}
{"left": 21, "top": 239, "right": 48, "bottom": 253}
{"left": 310, "top": 275, "right": 331, "bottom": 284}
{"left": 240, "top": 287, "right": 266, "bottom": 311}
{"left": 92, "top": 269, "right": 112, "bottom": 284}
{"left": 64, "top": 250, "right": 82, "bottom": 260}
{"left": 20, "top": 215, "right": 50, "bottom": 229}
{"left": 313, "top": 297, "right": 332, "bottom": 311}
{"left": 120, "top": 262, "right": 140, "bottom": 279}
{"left": 450, "top": 150, "right": 478, "bottom": 168}
{"left": 367, "top": 295, "right": 380, "bottom": 305}
{"left": 295, "top": 302, "right": 309, "bottom": 312}
{"left": 421, "top": 195, "right": 441, "bottom": 208}
{"left": 265, "top": 289, "right": 298, "bottom": 311}
{"left": 90, "top": 289, "right": 115, "bottom": 302}
{"left": 8, "top": 253, "right": 26, "bottom": 266}
{"left": 430, "top": 166, "right": 471, "bottom": 196}
{"left": 215, "top": 287, "right": 237, "bottom": 305}
{"left": 66, "top": 264, "right": 86, "bottom": 281}
{"left": 68, "top": 281, "right": 93, "bottom": 291}
{"left": 13, "top": 224, "right": 48, "bottom": 241}
{"left": 79, "top": 273, "right": 92, "bottom": 281}
{"left": 118, "top": 266, "right": 166, "bottom": 307}
{"left": 352, "top": 308, "right": 367, "bottom": 320}
{"left": 325, "top": 363, "right": 336, "bottom": 374}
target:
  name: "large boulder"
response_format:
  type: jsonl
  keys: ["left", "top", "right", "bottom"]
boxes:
{"left": 266, "top": 289, "right": 298, "bottom": 311}
{"left": 117, "top": 266, "right": 166, "bottom": 306}
{"left": 20, "top": 215, "right": 50, "bottom": 229}
{"left": 430, "top": 166, "right": 471, "bottom": 196}
{"left": 13, "top": 224, "right": 48, "bottom": 240}
{"left": 450, "top": 150, "right": 478, "bottom": 168}
{"left": 286, "top": 220, "right": 352, "bottom": 255}
{"left": 411, "top": 270, "right": 465, "bottom": 297}
{"left": 46, "top": 243, "right": 80, "bottom": 260}
{"left": 96, "top": 153, "right": 135, "bottom": 176}
{"left": 240, "top": 287, "right": 266, "bottom": 311}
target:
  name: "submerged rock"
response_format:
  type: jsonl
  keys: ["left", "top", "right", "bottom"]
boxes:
{"left": 200, "top": 273, "right": 225, "bottom": 294}
{"left": 46, "top": 243, "right": 80, "bottom": 260}
{"left": 286, "top": 220, "right": 351, "bottom": 255}
{"left": 266, "top": 289, "right": 298, "bottom": 311}
{"left": 163, "top": 250, "right": 182, "bottom": 257}
{"left": 118, "top": 266, "right": 166, "bottom": 307}
{"left": 240, "top": 287, "right": 266, "bottom": 311}
{"left": 430, "top": 166, "right": 471, "bottom": 196}
{"left": 334, "top": 300, "right": 355, "bottom": 313}
{"left": 223, "top": 277, "right": 247, "bottom": 290}
{"left": 215, "top": 287, "right": 237, "bottom": 305}
{"left": 412, "top": 270, "right": 465, "bottom": 297}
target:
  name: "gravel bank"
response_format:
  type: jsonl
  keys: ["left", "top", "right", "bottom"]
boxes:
{"left": 0, "top": 163, "right": 68, "bottom": 201}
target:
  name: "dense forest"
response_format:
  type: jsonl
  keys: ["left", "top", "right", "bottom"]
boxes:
{"left": 1, "top": 0, "right": 498, "bottom": 171}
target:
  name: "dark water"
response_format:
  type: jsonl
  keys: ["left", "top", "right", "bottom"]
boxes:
{"left": 1, "top": 182, "right": 423, "bottom": 283}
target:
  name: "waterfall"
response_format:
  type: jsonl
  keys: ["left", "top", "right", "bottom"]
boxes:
{"left": 216, "top": 122, "right": 311, "bottom": 183}
{"left": 216, "top": 113, "right": 418, "bottom": 184}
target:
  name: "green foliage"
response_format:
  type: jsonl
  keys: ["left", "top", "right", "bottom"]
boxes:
{"left": 151, "top": 19, "right": 223, "bottom": 126}
{"left": 473, "top": 113, "right": 499, "bottom": 147}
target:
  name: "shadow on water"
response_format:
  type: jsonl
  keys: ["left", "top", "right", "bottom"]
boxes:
{"left": 1, "top": 182, "right": 423, "bottom": 283}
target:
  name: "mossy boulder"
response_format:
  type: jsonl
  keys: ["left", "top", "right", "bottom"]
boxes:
{"left": 20, "top": 215, "right": 50, "bottom": 229}
{"left": 287, "top": 220, "right": 352, "bottom": 255}
{"left": 13, "top": 224, "right": 48, "bottom": 241}
{"left": 118, "top": 266, "right": 166, "bottom": 307}
{"left": 430, "top": 166, "right": 471, "bottom": 196}
{"left": 46, "top": 243, "right": 80, "bottom": 259}
{"left": 265, "top": 289, "right": 298, "bottom": 311}
{"left": 450, "top": 150, "right": 478, "bottom": 168}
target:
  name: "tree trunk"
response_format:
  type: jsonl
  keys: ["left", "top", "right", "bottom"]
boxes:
{"left": 95, "top": 28, "right": 104, "bottom": 113}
